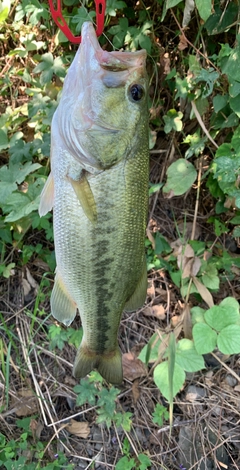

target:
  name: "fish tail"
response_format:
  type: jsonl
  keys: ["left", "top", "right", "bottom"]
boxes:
{"left": 73, "top": 343, "right": 123, "bottom": 385}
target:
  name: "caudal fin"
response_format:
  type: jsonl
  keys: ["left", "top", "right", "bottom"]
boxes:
{"left": 73, "top": 343, "right": 123, "bottom": 385}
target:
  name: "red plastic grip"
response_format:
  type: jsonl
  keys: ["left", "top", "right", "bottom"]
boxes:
{"left": 48, "top": 0, "right": 106, "bottom": 44}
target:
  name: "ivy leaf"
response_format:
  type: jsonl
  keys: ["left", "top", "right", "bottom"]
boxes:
{"left": 138, "top": 454, "right": 151, "bottom": 470}
{"left": 163, "top": 159, "right": 197, "bottom": 196}
{"left": 115, "top": 456, "right": 135, "bottom": 470}
{"left": 114, "top": 412, "right": 132, "bottom": 431}
{"left": 74, "top": 379, "right": 97, "bottom": 406}
{"left": 192, "top": 323, "right": 217, "bottom": 354}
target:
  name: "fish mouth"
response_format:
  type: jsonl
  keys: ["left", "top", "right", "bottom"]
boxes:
{"left": 81, "top": 21, "right": 147, "bottom": 70}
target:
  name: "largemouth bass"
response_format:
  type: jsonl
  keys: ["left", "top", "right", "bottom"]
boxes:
{"left": 39, "top": 21, "right": 149, "bottom": 384}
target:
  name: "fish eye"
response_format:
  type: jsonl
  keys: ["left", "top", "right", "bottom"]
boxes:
{"left": 128, "top": 84, "right": 145, "bottom": 102}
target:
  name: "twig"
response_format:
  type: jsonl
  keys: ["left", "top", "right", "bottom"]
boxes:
{"left": 191, "top": 101, "right": 218, "bottom": 149}
{"left": 191, "top": 156, "right": 203, "bottom": 241}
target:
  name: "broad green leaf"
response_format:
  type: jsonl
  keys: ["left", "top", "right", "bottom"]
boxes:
{"left": 175, "top": 339, "right": 205, "bottom": 372}
{"left": 221, "top": 297, "right": 239, "bottom": 316}
{"left": 115, "top": 456, "right": 135, "bottom": 470}
{"left": 191, "top": 306, "right": 205, "bottom": 325}
{"left": 163, "top": 159, "right": 197, "bottom": 196}
{"left": 205, "top": 302, "right": 239, "bottom": 332}
{"left": 195, "top": 0, "right": 211, "bottom": 22}
{"left": 217, "top": 325, "right": 240, "bottom": 354}
{"left": 0, "top": 129, "right": 8, "bottom": 150}
{"left": 138, "top": 454, "right": 151, "bottom": 470}
{"left": 229, "top": 94, "right": 240, "bottom": 117}
{"left": 138, "top": 333, "right": 162, "bottom": 364}
{"left": 0, "top": 182, "right": 17, "bottom": 205}
{"left": 154, "top": 361, "right": 185, "bottom": 402}
{"left": 213, "top": 94, "right": 229, "bottom": 113}
{"left": 202, "top": 263, "right": 219, "bottom": 290}
{"left": 192, "top": 323, "right": 217, "bottom": 354}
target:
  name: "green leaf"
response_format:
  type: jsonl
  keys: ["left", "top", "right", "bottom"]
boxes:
{"left": 74, "top": 379, "right": 97, "bottom": 406}
{"left": 175, "top": 339, "right": 205, "bottom": 372}
{"left": 106, "top": 0, "right": 127, "bottom": 16}
{"left": 163, "top": 109, "right": 183, "bottom": 133}
{"left": 138, "top": 333, "right": 162, "bottom": 364}
{"left": 0, "top": 129, "right": 8, "bottom": 150}
{"left": 0, "top": 182, "right": 17, "bottom": 205}
{"left": 138, "top": 454, "right": 151, "bottom": 469}
{"left": 114, "top": 412, "right": 132, "bottom": 432}
{"left": 163, "top": 159, "right": 197, "bottom": 196}
{"left": 115, "top": 456, "right": 135, "bottom": 470}
{"left": 152, "top": 403, "right": 169, "bottom": 426}
{"left": 217, "top": 325, "right": 240, "bottom": 354}
{"left": 191, "top": 306, "right": 206, "bottom": 324}
{"left": 192, "top": 323, "right": 217, "bottom": 354}
{"left": 195, "top": 0, "right": 212, "bottom": 22}
{"left": 205, "top": 298, "right": 239, "bottom": 331}
{"left": 153, "top": 361, "right": 185, "bottom": 402}
{"left": 201, "top": 263, "right": 219, "bottom": 290}
{"left": 213, "top": 95, "right": 229, "bottom": 113}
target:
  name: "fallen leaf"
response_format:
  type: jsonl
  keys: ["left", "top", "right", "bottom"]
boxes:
{"left": 122, "top": 352, "right": 148, "bottom": 381}
{"left": 192, "top": 276, "right": 214, "bottom": 308}
{"left": 30, "top": 419, "right": 44, "bottom": 440}
{"left": 182, "top": 304, "right": 192, "bottom": 339}
{"left": 66, "top": 419, "right": 90, "bottom": 438}
{"left": 178, "top": 34, "right": 188, "bottom": 51}
{"left": 142, "top": 304, "right": 166, "bottom": 320}
{"left": 13, "top": 388, "right": 38, "bottom": 417}
{"left": 132, "top": 379, "right": 140, "bottom": 404}
{"left": 147, "top": 280, "right": 155, "bottom": 299}
{"left": 191, "top": 257, "right": 201, "bottom": 277}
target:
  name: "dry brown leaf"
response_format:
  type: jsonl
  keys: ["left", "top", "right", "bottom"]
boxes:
{"left": 14, "top": 388, "right": 38, "bottom": 417}
{"left": 66, "top": 419, "right": 90, "bottom": 438}
{"left": 191, "top": 257, "right": 201, "bottom": 277}
{"left": 122, "top": 352, "right": 148, "bottom": 381}
{"left": 182, "top": 258, "right": 194, "bottom": 279}
{"left": 146, "top": 227, "right": 155, "bottom": 250}
{"left": 192, "top": 277, "right": 214, "bottom": 308}
{"left": 171, "top": 315, "right": 182, "bottom": 328}
{"left": 30, "top": 419, "right": 44, "bottom": 440}
{"left": 183, "top": 304, "right": 192, "bottom": 339}
{"left": 178, "top": 34, "right": 188, "bottom": 51}
{"left": 142, "top": 304, "right": 166, "bottom": 320}
{"left": 132, "top": 379, "right": 140, "bottom": 404}
{"left": 147, "top": 280, "right": 155, "bottom": 299}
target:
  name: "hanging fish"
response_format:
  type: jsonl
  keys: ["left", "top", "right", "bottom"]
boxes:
{"left": 39, "top": 21, "right": 149, "bottom": 384}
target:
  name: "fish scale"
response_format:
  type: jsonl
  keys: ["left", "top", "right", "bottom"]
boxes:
{"left": 39, "top": 21, "right": 149, "bottom": 384}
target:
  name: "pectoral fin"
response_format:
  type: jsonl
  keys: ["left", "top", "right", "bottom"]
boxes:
{"left": 124, "top": 261, "right": 147, "bottom": 312}
{"left": 68, "top": 173, "right": 97, "bottom": 224}
{"left": 51, "top": 272, "right": 77, "bottom": 326}
{"left": 39, "top": 173, "right": 54, "bottom": 217}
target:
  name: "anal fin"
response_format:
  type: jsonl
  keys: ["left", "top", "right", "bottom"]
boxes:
{"left": 51, "top": 272, "right": 77, "bottom": 326}
{"left": 39, "top": 172, "right": 54, "bottom": 217}
{"left": 68, "top": 172, "right": 97, "bottom": 224}
{"left": 124, "top": 261, "right": 147, "bottom": 312}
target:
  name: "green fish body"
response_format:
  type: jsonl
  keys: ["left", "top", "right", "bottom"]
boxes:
{"left": 39, "top": 22, "right": 149, "bottom": 384}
